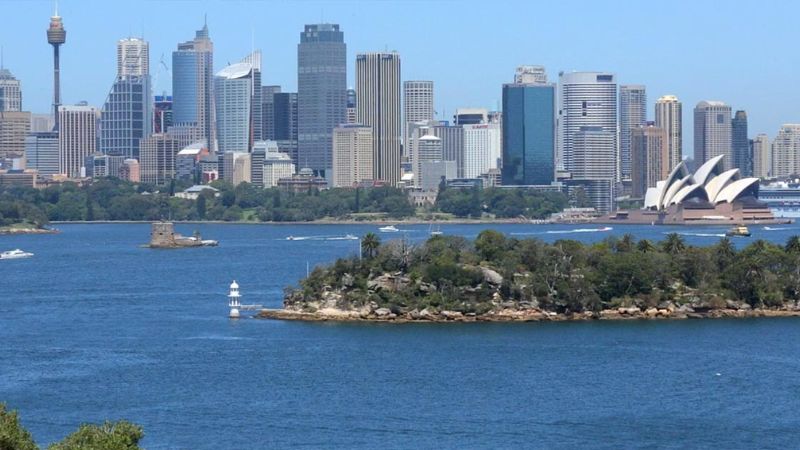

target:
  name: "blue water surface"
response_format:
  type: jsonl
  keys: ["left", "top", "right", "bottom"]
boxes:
{"left": 2, "top": 223, "right": 800, "bottom": 449}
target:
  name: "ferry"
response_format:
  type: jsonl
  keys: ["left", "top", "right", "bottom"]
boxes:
{"left": 1, "top": 249, "right": 34, "bottom": 260}
{"left": 379, "top": 225, "right": 399, "bottom": 233}
{"left": 725, "top": 226, "right": 751, "bottom": 237}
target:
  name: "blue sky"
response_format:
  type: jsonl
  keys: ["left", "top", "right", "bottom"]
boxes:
{"left": 1, "top": 0, "right": 798, "bottom": 155}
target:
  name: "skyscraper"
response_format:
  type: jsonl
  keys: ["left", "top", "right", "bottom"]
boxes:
{"left": 403, "top": 81, "right": 434, "bottom": 149}
{"left": 346, "top": 88, "right": 357, "bottom": 124}
{"left": 139, "top": 133, "right": 180, "bottom": 185}
{"left": 502, "top": 80, "right": 556, "bottom": 186}
{"left": 297, "top": 24, "right": 346, "bottom": 177}
{"left": 214, "top": 62, "right": 255, "bottom": 153}
{"left": 46, "top": 7, "right": 66, "bottom": 130}
{"left": 433, "top": 123, "right": 464, "bottom": 177}
{"left": 273, "top": 92, "right": 298, "bottom": 167}
{"left": 751, "top": 134, "right": 771, "bottom": 179}
{"left": 356, "top": 52, "right": 402, "bottom": 185}
{"left": 172, "top": 23, "right": 214, "bottom": 150}
{"left": 240, "top": 51, "right": 263, "bottom": 142}
{"left": 558, "top": 72, "right": 617, "bottom": 176}
{"left": 772, "top": 125, "right": 800, "bottom": 177}
{"left": 732, "top": 110, "right": 750, "bottom": 175}
{"left": 153, "top": 94, "right": 172, "bottom": 133}
{"left": 694, "top": 101, "right": 732, "bottom": 171}
{"left": 619, "top": 85, "right": 646, "bottom": 181}
{"left": 570, "top": 126, "right": 616, "bottom": 213}
{"left": 332, "top": 124, "right": 374, "bottom": 187}
{"left": 0, "top": 68, "right": 22, "bottom": 112}
{"left": 100, "top": 38, "right": 152, "bottom": 159}
{"left": 58, "top": 105, "right": 98, "bottom": 177}
{"left": 655, "top": 95, "right": 682, "bottom": 170}
{"left": 630, "top": 123, "right": 668, "bottom": 198}
{"left": 24, "top": 131, "right": 59, "bottom": 175}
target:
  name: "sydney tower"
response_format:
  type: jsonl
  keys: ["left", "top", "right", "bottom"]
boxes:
{"left": 46, "top": 8, "right": 66, "bottom": 131}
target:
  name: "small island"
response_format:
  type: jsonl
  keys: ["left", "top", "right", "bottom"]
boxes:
{"left": 260, "top": 231, "right": 800, "bottom": 323}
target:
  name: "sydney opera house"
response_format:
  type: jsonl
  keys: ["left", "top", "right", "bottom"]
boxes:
{"left": 610, "top": 155, "right": 785, "bottom": 224}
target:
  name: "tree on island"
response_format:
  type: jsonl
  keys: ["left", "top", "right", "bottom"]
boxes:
{"left": 0, "top": 403, "right": 143, "bottom": 450}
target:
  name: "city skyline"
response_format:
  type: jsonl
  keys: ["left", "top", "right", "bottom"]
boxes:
{"left": 0, "top": 0, "right": 797, "bottom": 157}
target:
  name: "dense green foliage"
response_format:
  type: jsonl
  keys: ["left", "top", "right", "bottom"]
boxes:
{"left": 0, "top": 178, "right": 572, "bottom": 226}
{"left": 0, "top": 404, "right": 142, "bottom": 450}
{"left": 435, "top": 186, "right": 568, "bottom": 219}
{"left": 291, "top": 231, "right": 800, "bottom": 315}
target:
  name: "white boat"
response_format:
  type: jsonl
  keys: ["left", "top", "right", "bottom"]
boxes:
{"left": 429, "top": 224, "right": 443, "bottom": 236}
{"left": 379, "top": 225, "right": 399, "bottom": 232}
{"left": 1, "top": 249, "right": 34, "bottom": 260}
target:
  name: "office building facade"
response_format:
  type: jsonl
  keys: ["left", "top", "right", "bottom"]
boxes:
{"left": 58, "top": 105, "right": 98, "bottom": 177}
{"left": 356, "top": 52, "right": 402, "bottom": 185}
{"left": 693, "top": 101, "right": 732, "bottom": 171}
{"left": 630, "top": 123, "right": 668, "bottom": 198}
{"left": 172, "top": 23, "right": 214, "bottom": 149}
{"left": 332, "top": 124, "right": 373, "bottom": 187}
{"left": 463, "top": 123, "right": 501, "bottom": 179}
{"left": 772, "top": 125, "right": 800, "bottom": 178}
{"left": 403, "top": 80, "right": 434, "bottom": 149}
{"left": 0, "top": 68, "right": 22, "bottom": 112}
{"left": 214, "top": 62, "right": 255, "bottom": 153}
{"left": 433, "top": 123, "right": 464, "bottom": 178}
{"left": 140, "top": 133, "right": 180, "bottom": 185}
{"left": 297, "top": 23, "right": 347, "bottom": 177}
{"left": 732, "top": 110, "right": 750, "bottom": 175}
{"left": 0, "top": 111, "right": 31, "bottom": 159}
{"left": 751, "top": 134, "right": 771, "bottom": 179}
{"left": 502, "top": 82, "right": 556, "bottom": 186}
{"left": 24, "top": 131, "right": 59, "bottom": 175}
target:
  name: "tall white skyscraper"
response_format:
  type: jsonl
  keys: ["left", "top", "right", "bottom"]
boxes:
{"left": 117, "top": 38, "right": 149, "bottom": 76}
{"left": 558, "top": 72, "right": 617, "bottom": 176}
{"left": 571, "top": 126, "right": 616, "bottom": 214}
{"left": 356, "top": 52, "right": 401, "bottom": 185}
{"left": 463, "top": 123, "right": 502, "bottom": 178}
{"left": 619, "top": 85, "right": 646, "bottom": 181}
{"left": 58, "top": 104, "right": 98, "bottom": 177}
{"left": 215, "top": 62, "right": 255, "bottom": 153}
{"left": 655, "top": 95, "right": 682, "bottom": 170}
{"left": 750, "top": 134, "right": 771, "bottom": 179}
{"left": 694, "top": 101, "right": 732, "bottom": 171}
{"left": 772, "top": 125, "right": 800, "bottom": 177}
{"left": 403, "top": 80, "right": 434, "bottom": 150}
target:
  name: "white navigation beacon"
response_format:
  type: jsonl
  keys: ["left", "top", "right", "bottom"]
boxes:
{"left": 228, "top": 280, "right": 241, "bottom": 319}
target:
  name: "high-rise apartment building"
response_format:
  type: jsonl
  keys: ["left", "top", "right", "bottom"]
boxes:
{"left": 403, "top": 81, "right": 434, "bottom": 149}
{"left": 25, "top": 131, "right": 59, "bottom": 175}
{"left": 172, "top": 23, "right": 214, "bottom": 149}
{"left": 619, "top": 85, "right": 646, "bottom": 181}
{"left": 0, "top": 112, "right": 31, "bottom": 158}
{"left": 630, "top": 123, "right": 668, "bottom": 198}
{"left": 772, "top": 125, "right": 800, "bottom": 178}
{"left": 139, "top": 133, "right": 180, "bottom": 185}
{"left": 463, "top": 123, "right": 502, "bottom": 179}
{"left": 356, "top": 52, "right": 402, "bottom": 185}
{"left": 558, "top": 72, "right": 617, "bottom": 176}
{"left": 100, "top": 37, "right": 152, "bottom": 159}
{"left": 332, "top": 124, "right": 374, "bottom": 187}
{"left": 502, "top": 81, "right": 556, "bottom": 186}
{"left": 514, "top": 66, "right": 547, "bottom": 84}
{"left": 655, "top": 95, "right": 682, "bottom": 170}
{"left": 751, "top": 134, "right": 771, "bottom": 179}
{"left": 58, "top": 105, "right": 98, "bottom": 177}
{"left": 693, "top": 101, "right": 732, "bottom": 171}
{"left": 214, "top": 62, "right": 255, "bottom": 153}
{"left": 0, "top": 68, "right": 22, "bottom": 112}
{"left": 297, "top": 23, "right": 346, "bottom": 178}
{"left": 732, "top": 110, "right": 750, "bottom": 175}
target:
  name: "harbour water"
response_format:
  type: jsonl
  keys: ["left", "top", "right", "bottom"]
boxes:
{"left": 3, "top": 223, "right": 800, "bottom": 448}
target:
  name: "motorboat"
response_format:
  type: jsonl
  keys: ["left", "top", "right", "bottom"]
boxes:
{"left": 1, "top": 249, "right": 34, "bottom": 260}
{"left": 725, "top": 226, "right": 751, "bottom": 237}
{"left": 379, "top": 225, "right": 399, "bottom": 232}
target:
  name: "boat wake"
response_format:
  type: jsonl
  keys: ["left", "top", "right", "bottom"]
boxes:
{"left": 284, "top": 235, "right": 359, "bottom": 241}
{"left": 666, "top": 232, "right": 726, "bottom": 238}
{"left": 764, "top": 226, "right": 794, "bottom": 231}
{"left": 545, "top": 227, "right": 613, "bottom": 235}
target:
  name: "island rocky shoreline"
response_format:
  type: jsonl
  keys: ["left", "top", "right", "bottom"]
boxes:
{"left": 257, "top": 304, "right": 800, "bottom": 323}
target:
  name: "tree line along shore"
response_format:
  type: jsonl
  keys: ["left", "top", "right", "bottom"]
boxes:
{"left": 0, "top": 178, "right": 569, "bottom": 230}
{"left": 268, "top": 231, "right": 800, "bottom": 323}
